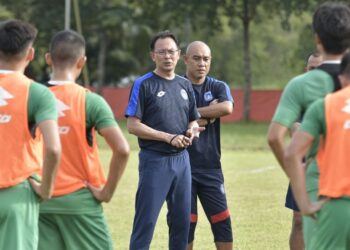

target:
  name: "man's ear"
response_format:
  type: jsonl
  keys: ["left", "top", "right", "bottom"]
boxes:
{"left": 45, "top": 53, "right": 52, "bottom": 65}
{"left": 314, "top": 34, "right": 323, "bottom": 50}
{"left": 26, "top": 47, "right": 35, "bottom": 62}
{"left": 183, "top": 54, "right": 189, "bottom": 64}
{"left": 150, "top": 51, "right": 156, "bottom": 62}
{"left": 77, "top": 56, "right": 86, "bottom": 69}
{"left": 338, "top": 75, "right": 350, "bottom": 89}
{"left": 314, "top": 34, "right": 320, "bottom": 45}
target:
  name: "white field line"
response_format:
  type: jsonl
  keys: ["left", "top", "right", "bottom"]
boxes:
{"left": 246, "top": 166, "right": 276, "bottom": 174}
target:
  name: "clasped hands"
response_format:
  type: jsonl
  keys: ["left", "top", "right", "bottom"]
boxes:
{"left": 169, "top": 126, "right": 205, "bottom": 149}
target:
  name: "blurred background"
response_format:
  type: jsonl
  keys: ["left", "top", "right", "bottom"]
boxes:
{"left": 0, "top": 0, "right": 332, "bottom": 120}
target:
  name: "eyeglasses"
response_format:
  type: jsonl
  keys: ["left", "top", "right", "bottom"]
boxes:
{"left": 154, "top": 49, "right": 179, "bottom": 57}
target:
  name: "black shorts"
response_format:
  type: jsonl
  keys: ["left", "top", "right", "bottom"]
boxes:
{"left": 285, "top": 183, "right": 300, "bottom": 211}
{"left": 189, "top": 170, "right": 233, "bottom": 242}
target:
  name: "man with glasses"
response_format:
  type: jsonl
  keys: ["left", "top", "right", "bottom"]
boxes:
{"left": 184, "top": 41, "right": 234, "bottom": 250}
{"left": 125, "top": 30, "right": 203, "bottom": 250}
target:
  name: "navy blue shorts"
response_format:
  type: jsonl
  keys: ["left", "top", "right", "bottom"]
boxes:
{"left": 189, "top": 170, "right": 233, "bottom": 243}
{"left": 285, "top": 183, "right": 300, "bottom": 211}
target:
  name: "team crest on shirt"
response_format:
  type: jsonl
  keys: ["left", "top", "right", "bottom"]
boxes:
{"left": 204, "top": 91, "right": 213, "bottom": 102}
{"left": 157, "top": 91, "right": 166, "bottom": 97}
{"left": 0, "top": 87, "right": 14, "bottom": 106}
{"left": 180, "top": 89, "right": 188, "bottom": 100}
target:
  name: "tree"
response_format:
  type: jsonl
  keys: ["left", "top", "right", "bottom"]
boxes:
{"left": 0, "top": 0, "right": 327, "bottom": 109}
{"left": 226, "top": 0, "right": 260, "bottom": 121}
{"left": 225, "top": 0, "right": 316, "bottom": 120}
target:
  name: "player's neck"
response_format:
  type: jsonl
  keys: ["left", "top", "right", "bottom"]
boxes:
{"left": 153, "top": 69, "right": 175, "bottom": 80}
{"left": 0, "top": 61, "right": 26, "bottom": 73}
{"left": 317, "top": 44, "right": 343, "bottom": 62}
{"left": 50, "top": 69, "right": 77, "bottom": 82}
{"left": 322, "top": 53, "right": 343, "bottom": 62}
{"left": 187, "top": 75, "right": 205, "bottom": 85}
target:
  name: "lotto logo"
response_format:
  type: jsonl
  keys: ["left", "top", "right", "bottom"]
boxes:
{"left": 157, "top": 91, "right": 166, "bottom": 97}
{"left": 58, "top": 126, "right": 70, "bottom": 134}
{"left": 0, "top": 114, "right": 12, "bottom": 123}
{"left": 0, "top": 87, "right": 14, "bottom": 106}
{"left": 56, "top": 98, "right": 70, "bottom": 117}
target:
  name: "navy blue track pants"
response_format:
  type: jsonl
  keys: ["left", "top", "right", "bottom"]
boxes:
{"left": 130, "top": 149, "right": 191, "bottom": 250}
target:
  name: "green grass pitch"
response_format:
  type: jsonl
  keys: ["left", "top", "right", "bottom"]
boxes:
{"left": 98, "top": 122, "right": 291, "bottom": 250}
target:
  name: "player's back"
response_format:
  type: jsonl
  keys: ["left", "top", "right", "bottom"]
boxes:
{"left": 48, "top": 83, "right": 106, "bottom": 196}
{"left": 273, "top": 69, "right": 334, "bottom": 128}
{"left": 296, "top": 69, "right": 334, "bottom": 110}
{"left": 280, "top": 68, "right": 337, "bottom": 194}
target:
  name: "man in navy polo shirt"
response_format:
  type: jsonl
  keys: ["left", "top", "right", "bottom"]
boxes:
{"left": 184, "top": 41, "right": 234, "bottom": 250}
{"left": 125, "top": 31, "right": 203, "bottom": 250}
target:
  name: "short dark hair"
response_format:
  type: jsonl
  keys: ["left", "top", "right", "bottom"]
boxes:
{"left": 0, "top": 19, "right": 37, "bottom": 61}
{"left": 150, "top": 30, "right": 179, "bottom": 51}
{"left": 313, "top": 2, "right": 350, "bottom": 54}
{"left": 340, "top": 52, "right": 350, "bottom": 77}
{"left": 49, "top": 30, "right": 85, "bottom": 68}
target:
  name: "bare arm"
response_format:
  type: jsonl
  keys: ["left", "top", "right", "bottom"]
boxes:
{"left": 127, "top": 116, "right": 192, "bottom": 148}
{"left": 290, "top": 122, "right": 301, "bottom": 137}
{"left": 87, "top": 126, "right": 130, "bottom": 203}
{"left": 267, "top": 121, "right": 289, "bottom": 174}
{"left": 197, "top": 100, "right": 233, "bottom": 119}
{"left": 127, "top": 116, "right": 173, "bottom": 143}
{"left": 30, "top": 120, "right": 61, "bottom": 200}
{"left": 284, "top": 131, "right": 327, "bottom": 216}
{"left": 197, "top": 118, "right": 208, "bottom": 127}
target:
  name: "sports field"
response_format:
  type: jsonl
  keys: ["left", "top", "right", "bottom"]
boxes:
{"left": 99, "top": 121, "right": 290, "bottom": 250}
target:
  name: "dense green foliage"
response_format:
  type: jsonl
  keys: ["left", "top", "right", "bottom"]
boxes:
{"left": 0, "top": 0, "right": 328, "bottom": 89}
